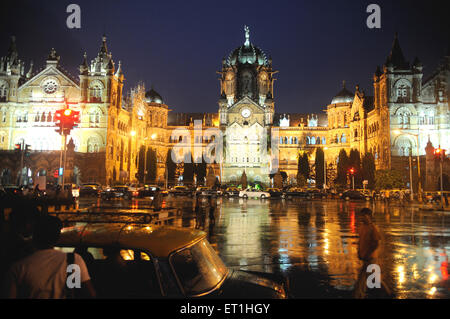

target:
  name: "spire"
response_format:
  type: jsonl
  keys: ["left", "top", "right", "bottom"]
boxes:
{"left": 7, "top": 36, "right": 18, "bottom": 65}
{"left": 100, "top": 34, "right": 108, "bottom": 54}
{"left": 80, "top": 52, "right": 88, "bottom": 74}
{"left": 26, "top": 60, "right": 33, "bottom": 78}
{"left": 115, "top": 60, "right": 122, "bottom": 77}
{"left": 342, "top": 80, "right": 346, "bottom": 89}
{"left": 374, "top": 65, "right": 382, "bottom": 77}
{"left": 385, "top": 33, "right": 409, "bottom": 69}
{"left": 244, "top": 25, "right": 250, "bottom": 47}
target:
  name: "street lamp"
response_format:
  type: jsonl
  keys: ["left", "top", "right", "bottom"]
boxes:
{"left": 434, "top": 146, "right": 446, "bottom": 209}
{"left": 393, "top": 130, "right": 422, "bottom": 202}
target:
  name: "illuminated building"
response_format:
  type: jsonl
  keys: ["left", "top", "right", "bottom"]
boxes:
{"left": 0, "top": 31, "right": 448, "bottom": 188}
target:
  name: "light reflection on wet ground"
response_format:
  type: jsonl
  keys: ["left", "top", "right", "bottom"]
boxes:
{"left": 80, "top": 197, "right": 450, "bottom": 298}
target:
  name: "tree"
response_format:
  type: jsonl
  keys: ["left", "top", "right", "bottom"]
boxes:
{"left": 336, "top": 149, "right": 349, "bottom": 186}
{"left": 375, "top": 170, "right": 405, "bottom": 190}
{"left": 315, "top": 148, "right": 325, "bottom": 188}
{"left": 182, "top": 155, "right": 194, "bottom": 184}
{"left": 165, "top": 148, "right": 176, "bottom": 186}
{"left": 146, "top": 148, "right": 157, "bottom": 183}
{"left": 298, "top": 152, "right": 310, "bottom": 181}
{"left": 362, "top": 152, "right": 376, "bottom": 189}
{"left": 194, "top": 158, "right": 207, "bottom": 186}
{"left": 136, "top": 145, "right": 146, "bottom": 183}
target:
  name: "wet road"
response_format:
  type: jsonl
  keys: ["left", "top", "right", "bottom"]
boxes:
{"left": 79, "top": 196, "right": 450, "bottom": 299}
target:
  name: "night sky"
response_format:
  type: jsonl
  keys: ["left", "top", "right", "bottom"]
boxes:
{"left": 1, "top": 0, "right": 448, "bottom": 114}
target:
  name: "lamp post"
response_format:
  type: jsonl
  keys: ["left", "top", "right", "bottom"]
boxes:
{"left": 434, "top": 146, "right": 445, "bottom": 209}
{"left": 394, "top": 130, "right": 422, "bottom": 202}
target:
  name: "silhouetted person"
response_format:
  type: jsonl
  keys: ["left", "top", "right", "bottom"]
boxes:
{"left": 0, "top": 203, "right": 40, "bottom": 289}
{"left": 152, "top": 190, "right": 162, "bottom": 211}
{"left": 354, "top": 208, "right": 392, "bottom": 298}
{"left": 3, "top": 215, "right": 95, "bottom": 298}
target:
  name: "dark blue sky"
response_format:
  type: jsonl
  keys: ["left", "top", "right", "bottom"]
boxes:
{"left": 1, "top": 0, "right": 448, "bottom": 113}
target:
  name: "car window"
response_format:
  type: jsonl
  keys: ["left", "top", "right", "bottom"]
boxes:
{"left": 170, "top": 239, "right": 227, "bottom": 296}
{"left": 56, "top": 246, "right": 162, "bottom": 298}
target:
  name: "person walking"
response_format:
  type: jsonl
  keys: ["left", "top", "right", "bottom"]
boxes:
{"left": 151, "top": 189, "right": 162, "bottom": 211}
{"left": 3, "top": 215, "right": 96, "bottom": 299}
{"left": 353, "top": 208, "right": 392, "bottom": 298}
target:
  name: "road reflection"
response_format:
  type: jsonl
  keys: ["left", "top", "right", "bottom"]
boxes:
{"left": 79, "top": 196, "right": 450, "bottom": 298}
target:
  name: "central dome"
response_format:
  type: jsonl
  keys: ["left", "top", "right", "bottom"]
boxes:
{"left": 226, "top": 26, "right": 268, "bottom": 66}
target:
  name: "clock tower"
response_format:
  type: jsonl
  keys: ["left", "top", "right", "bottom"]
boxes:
{"left": 218, "top": 26, "right": 275, "bottom": 185}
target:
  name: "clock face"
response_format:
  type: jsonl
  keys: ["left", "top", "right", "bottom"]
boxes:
{"left": 241, "top": 108, "right": 251, "bottom": 118}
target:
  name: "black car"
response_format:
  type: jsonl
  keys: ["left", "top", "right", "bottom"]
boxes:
{"left": 266, "top": 188, "right": 283, "bottom": 198}
{"left": 100, "top": 186, "right": 132, "bottom": 200}
{"left": 340, "top": 190, "right": 370, "bottom": 201}
{"left": 80, "top": 184, "right": 101, "bottom": 197}
{"left": 283, "top": 188, "right": 311, "bottom": 199}
{"left": 307, "top": 189, "right": 327, "bottom": 199}
{"left": 169, "top": 186, "right": 193, "bottom": 197}
{"left": 138, "top": 185, "right": 161, "bottom": 198}
{"left": 223, "top": 187, "right": 240, "bottom": 198}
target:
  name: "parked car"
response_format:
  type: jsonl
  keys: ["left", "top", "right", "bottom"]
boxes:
{"left": 100, "top": 186, "right": 132, "bottom": 200}
{"left": 138, "top": 185, "right": 161, "bottom": 198}
{"left": 127, "top": 183, "right": 140, "bottom": 197}
{"left": 307, "top": 188, "right": 326, "bottom": 199}
{"left": 169, "top": 186, "right": 193, "bottom": 197}
{"left": 283, "top": 187, "right": 311, "bottom": 199}
{"left": 1, "top": 185, "right": 23, "bottom": 197}
{"left": 196, "top": 187, "right": 222, "bottom": 197}
{"left": 80, "top": 184, "right": 101, "bottom": 197}
{"left": 266, "top": 188, "right": 283, "bottom": 198}
{"left": 239, "top": 189, "right": 271, "bottom": 199}
{"left": 340, "top": 190, "right": 370, "bottom": 201}
{"left": 56, "top": 223, "right": 288, "bottom": 298}
{"left": 223, "top": 187, "right": 240, "bottom": 198}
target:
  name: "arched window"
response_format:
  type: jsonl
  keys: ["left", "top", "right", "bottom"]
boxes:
{"left": 89, "top": 109, "right": 101, "bottom": 128}
{"left": 1, "top": 108, "right": 6, "bottom": 123}
{"left": 0, "top": 83, "right": 8, "bottom": 101}
{"left": 89, "top": 81, "right": 104, "bottom": 103}
{"left": 341, "top": 134, "right": 346, "bottom": 143}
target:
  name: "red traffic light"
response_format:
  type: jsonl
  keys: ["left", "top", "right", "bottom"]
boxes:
{"left": 54, "top": 107, "right": 80, "bottom": 135}
{"left": 15, "top": 143, "right": 21, "bottom": 151}
{"left": 349, "top": 167, "right": 355, "bottom": 175}
{"left": 53, "top": 169, "right": 59, "bottom": 178}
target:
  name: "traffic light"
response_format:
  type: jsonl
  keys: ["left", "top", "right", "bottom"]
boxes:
{"left": 434, "top": 147, "right": 446, "bottom": 161}
{"left": 53, "top": 169, "right": 59, "bottom": 178}
{"left": 54, "top": 107, "right": 80, "bottom": 135}
{"left": 25, "top": 144, "right": 31, "bottom": 156}
{"left": 14, "top": 143, "right": 21, "bottom": 154}
{"left": 349, "top": 167, "right": 355, "bottom": 175}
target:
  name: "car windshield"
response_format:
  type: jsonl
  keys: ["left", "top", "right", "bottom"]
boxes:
{"left": 170, "top": 239, "right": 228, "bottom": 296}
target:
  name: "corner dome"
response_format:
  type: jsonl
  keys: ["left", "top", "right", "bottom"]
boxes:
{"left": 145, "top": 88, "right": 164, "bottom": 104}
{"left": 331, "top": 81, "right": 354, "bottom": 104}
